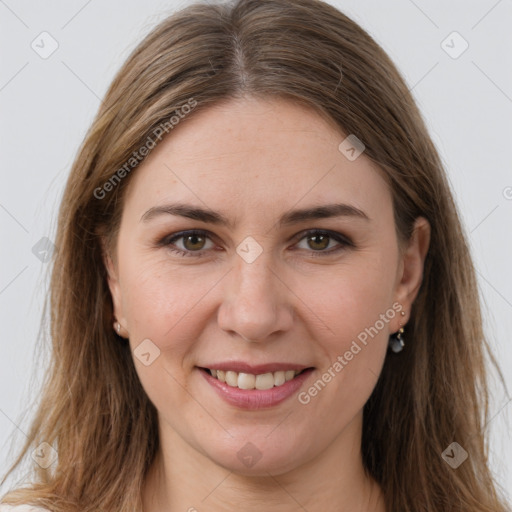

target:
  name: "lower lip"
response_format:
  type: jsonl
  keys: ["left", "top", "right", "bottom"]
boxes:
{"left": 198, "top": 367, "right": 315, "bottom": 410}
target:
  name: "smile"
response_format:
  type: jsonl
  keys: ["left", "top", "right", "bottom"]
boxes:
{"left": 204, "top": 368, "right": 305, "bottom": 390}
{"left": 198, "top": 366, "right": 315, "bottom": 409}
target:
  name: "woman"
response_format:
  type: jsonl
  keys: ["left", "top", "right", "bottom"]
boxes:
{"left": 1, "top": 0, "right": 509, "bottom": 510}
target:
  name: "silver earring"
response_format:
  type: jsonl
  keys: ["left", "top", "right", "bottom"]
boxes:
{"left": 114, "top": 322, "right": 121, "bottom": 335}
{"left": 389, "top": 327, "right": 405, "bottom": 353}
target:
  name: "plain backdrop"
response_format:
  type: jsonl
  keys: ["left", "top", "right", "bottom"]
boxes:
{"left": 1, "top": 0, "right": 511, "bottom": 502}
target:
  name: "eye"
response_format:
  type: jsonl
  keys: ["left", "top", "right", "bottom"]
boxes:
{"left": 293, "top": 229, "right": 353, "bottom": 256}
{"left": 161, "top": 230, "right": 215, "bottom": 257}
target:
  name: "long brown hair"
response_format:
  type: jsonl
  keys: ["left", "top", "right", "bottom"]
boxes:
{"left": 1, "top": 0, "right": 509, "bottom": 510}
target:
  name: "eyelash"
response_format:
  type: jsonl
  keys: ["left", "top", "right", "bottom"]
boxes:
{"left": 158, "top": 229, "right": 354, "bottom": 258}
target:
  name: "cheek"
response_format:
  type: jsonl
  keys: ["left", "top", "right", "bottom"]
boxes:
{"left": 120, "top": 254, "right": 227, "bottom": 376}
{"left": 300, "top": 249, "right": 398, "bottom": 400}
{"left": 310, "top": 251, "right": 398, "bottom": 344}
{"left": 121, "top": 254, "right": 209, "bottom": 334}
{"left": 119, "top": 260, "right": 207, "bottom": 412}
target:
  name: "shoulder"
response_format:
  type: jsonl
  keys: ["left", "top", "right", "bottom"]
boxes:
{"left": 0, "top": 505, "right": 50, "bottom": 512}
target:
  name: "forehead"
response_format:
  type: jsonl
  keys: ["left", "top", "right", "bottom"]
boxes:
{"left": 122, "top": 97, "right": 391, "bottom": 223}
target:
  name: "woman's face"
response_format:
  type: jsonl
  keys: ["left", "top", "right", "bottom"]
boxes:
{"left": 106, "top": 97, "right": 427, "bottom": 475}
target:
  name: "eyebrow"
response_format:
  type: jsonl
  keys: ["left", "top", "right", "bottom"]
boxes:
{"left": 140, "top": 202, "right": 369, "bottom": 228}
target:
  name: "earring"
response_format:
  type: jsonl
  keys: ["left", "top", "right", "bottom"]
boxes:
{"left": 389, "top": 310, "right": 406, "bottom": 353}
{"left": 389, "top": 327, "right": 405, "bottom": 353}
{"left": 114, "top": 322, "right": 121, "bottom": 335}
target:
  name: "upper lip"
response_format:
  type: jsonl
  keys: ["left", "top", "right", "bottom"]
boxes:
{"left": 198, "top": 362, "right": 313, "bottom": 374}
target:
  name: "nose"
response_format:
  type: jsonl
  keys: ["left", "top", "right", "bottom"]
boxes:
{"left": 217, "top": 250, "right": 294, "bottom": 343}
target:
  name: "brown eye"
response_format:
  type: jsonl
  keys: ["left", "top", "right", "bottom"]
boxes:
{"left": 306, "top": 233, "right": 330, "bottom": 251}
{"left": 182, "top": 233, "right": 206, "bottom": 251}
{"left": 162, "top": 230, "right": 215, "bottom": 257}
{"left": 295, "top": 229, "right": 353, "bottom": 256}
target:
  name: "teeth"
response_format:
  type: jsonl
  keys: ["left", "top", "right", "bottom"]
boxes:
{"left": 225, "top": 371, "right": 238, "bottom": 387}
{"left": 207, "top": 368, "right": 304, "bottom": 389}
{"left": 274, "top": 371, "right": 285, "bottom": 386}
{"left": 255, "top": 373, "right": 274, "bottom": 390}
{"left": 238, "top": 373, "right": 256, "bottom": 389}
{"left": 285, "top": 370, "right": 295, "bottom": 381}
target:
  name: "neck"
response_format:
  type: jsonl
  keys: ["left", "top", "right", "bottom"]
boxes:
{"left": 142, "top": 413, "right": 386, "bottom": 512}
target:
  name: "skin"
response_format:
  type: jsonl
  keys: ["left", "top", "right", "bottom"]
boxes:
{"left": 104, "top": 96, "right": 430, "bottom": 512}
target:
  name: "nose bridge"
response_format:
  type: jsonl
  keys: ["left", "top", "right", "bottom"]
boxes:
{"left": 232, "top": 247, "right": 279, "bottom": 310}
{"left": 237, "top": 240, "right": 273, "bottom": 283}
{"left": 218, "top": 245, "right": 292, "bottom": 341}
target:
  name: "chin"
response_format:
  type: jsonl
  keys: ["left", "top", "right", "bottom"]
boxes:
{"left": 201, "top": 434, "right": 309, "bottom": 477}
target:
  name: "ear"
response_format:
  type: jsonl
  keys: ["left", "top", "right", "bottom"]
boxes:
{"left": 392, "top": 216, "right": 431, "bottom": 329}
{"left": 101, "top": 237, "right": 128, "bottom": 336}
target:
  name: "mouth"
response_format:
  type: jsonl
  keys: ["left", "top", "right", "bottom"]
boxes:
{"left": 197, "top": 364, "right": 315, "bottom": 410}
{"left": 198, "top": 367, "right": 311, "bottom": 390}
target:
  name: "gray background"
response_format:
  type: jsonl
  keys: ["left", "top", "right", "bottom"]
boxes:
{"left": 1, "top": 0, "right": 511, "bottom": 501}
